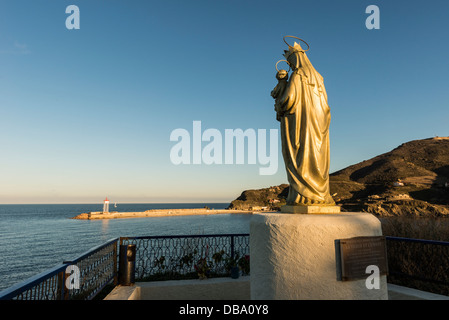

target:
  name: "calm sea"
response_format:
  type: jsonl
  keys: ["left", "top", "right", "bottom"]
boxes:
{"left": 0, "top": 203, "right": 252, "bottom": 292}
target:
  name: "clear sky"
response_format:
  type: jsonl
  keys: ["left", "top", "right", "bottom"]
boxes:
{"left": 1, "top": 0, "right": 448, "bottom": 204}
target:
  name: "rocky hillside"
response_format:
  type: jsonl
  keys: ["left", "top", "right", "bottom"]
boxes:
{"left": 228, "top": 137, "right": 449, "bottom": 217}
{"left": 227, "top": 184, "right": 289, "bottom": 211}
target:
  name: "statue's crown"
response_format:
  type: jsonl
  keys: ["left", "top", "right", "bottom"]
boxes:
{"left": 283, "top": 36, "right": 310, "bottom": 56}
{"left": 284, "top": 42, "right": 303, "bottom": 59}
{"left": 291, "top": 42, "right": 304, "bottom": 51}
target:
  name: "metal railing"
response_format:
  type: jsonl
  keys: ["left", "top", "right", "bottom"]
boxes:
{"left": 120, "top": 234, "right": 250, "bottom": 281}
{"left": 0, "top": 264, "right": 70, "bottom": 300}
{"left": 385, "top": 236, "right": 449, "bottom": 295}
{"left": 0, "top": 238, "right": 119, "bottom": 300}
{"left": 0, "top": 234, "right": 250, "bottom": 300}
{"left": 63, "top": 238, "right": 118, "bottom": 300}
{"left": 2, "top": 233, "right": 448, "bottom": 300}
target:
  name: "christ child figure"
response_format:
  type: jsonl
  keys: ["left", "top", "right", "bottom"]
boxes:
{"left": 271, "top": 69, "right": 289, "bottom": 121}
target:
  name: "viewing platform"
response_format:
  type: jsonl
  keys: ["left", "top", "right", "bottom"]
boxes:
{"left": 1, "top": 232, "right": 448, "bottom": 301}
{"left": 104, "top": 277, "right": 449, "bottom": 300}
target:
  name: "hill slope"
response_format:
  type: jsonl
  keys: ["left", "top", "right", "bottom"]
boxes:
{"left": 228, "top": 137, "right": 449, "bottom": 217}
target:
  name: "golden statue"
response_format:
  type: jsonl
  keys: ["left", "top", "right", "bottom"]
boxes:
{"left": 272, "top": 36, "right": 338, "bottom": 212}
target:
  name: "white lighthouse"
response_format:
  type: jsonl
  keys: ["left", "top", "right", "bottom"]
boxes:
{"left": 103, "top": 197, "right": 110, "bottom": 214}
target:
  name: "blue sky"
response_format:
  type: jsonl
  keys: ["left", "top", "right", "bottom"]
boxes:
{"left": 1, "top": 0, "right": 448, "bottom": 204}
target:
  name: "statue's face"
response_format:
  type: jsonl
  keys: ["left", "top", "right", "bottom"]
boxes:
{"left": 286, "top": 53, "right": 300, "bottom": 70}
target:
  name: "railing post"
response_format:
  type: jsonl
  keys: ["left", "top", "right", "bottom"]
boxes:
{"left": 230, "top": 235, "right": 235, "bottom": 259}
{"left": 113, "top": 241, "right": 118, "bottom": 286}
{"left": 118, "top": 244, "right": 136, "bottom": 286}
{"left": 57, "top": 269, "right": 69, "bottom": 300}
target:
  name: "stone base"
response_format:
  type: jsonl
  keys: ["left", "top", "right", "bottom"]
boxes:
{"left": 250, "top": 212, "right": 388, "bottom": 300}
{"left": 281, "top": 205, "right": 341, "bottom": 214}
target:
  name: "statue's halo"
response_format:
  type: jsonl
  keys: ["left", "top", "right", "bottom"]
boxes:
{"left": 283, "top": 36, "right": 310, "bottom": 52}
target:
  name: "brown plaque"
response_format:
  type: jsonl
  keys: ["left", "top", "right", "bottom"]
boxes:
{"left": 336, "top": 236, "right": 388, "bottom": 281}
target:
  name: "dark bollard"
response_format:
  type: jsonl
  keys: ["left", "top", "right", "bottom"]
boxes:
{"left": 118, "top": 244, "right": 136, "bottom": 286}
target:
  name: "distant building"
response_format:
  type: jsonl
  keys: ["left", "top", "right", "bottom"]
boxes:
{"left": 387, "top": 194, "right": 412, "bottom": 201}
{"left": 393, "top": 180, "right": 404, "bottom": 187}
{"left": 250, "top": 206, "right": 269, "bottom": 211}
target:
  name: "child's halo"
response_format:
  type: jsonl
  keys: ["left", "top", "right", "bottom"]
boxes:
{"left": 275, "top": 59, "right": 291, "bottom": 73}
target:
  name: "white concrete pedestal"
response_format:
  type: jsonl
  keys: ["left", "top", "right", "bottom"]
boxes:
{"left": 250, "top": 212, "right": 388, "bottom": 300}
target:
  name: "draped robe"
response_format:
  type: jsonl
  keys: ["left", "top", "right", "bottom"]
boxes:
{"left": 275, "top": 48, "right": 335, "bottom": 206}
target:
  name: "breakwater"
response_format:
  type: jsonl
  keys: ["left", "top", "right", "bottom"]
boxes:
{"left": 72, "top": 208, "right": 253, "bottom": 220}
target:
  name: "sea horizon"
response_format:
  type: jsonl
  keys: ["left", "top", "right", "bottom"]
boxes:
{"left": 0, "top": 202, "right": 231, "bottom": 205}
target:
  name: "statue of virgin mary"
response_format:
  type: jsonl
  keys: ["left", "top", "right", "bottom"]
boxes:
{"left": 273, "top": 37, "right": 335, "bottom": 207}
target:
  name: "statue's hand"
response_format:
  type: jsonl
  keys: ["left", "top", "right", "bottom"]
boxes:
{"left": 275, "top": 101, "right": 284, "bottom": 113}
{"left": 274, "top": 101, "right": 280, "bottom": 112}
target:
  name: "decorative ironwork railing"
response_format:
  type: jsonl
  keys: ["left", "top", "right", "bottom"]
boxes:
{"left": 0, "top": 238, "right": 119, "bottom": 300}
{"left": 63, "top": 238, "right": 118, "bottom": 300}
{"left": 385, "top": 236, "right": 449, "bottom": 296}
{"left": 120, "top": 234, "right": 250, "bottom": 281}
{"left": 0, "top": 264, "right": 69, "bottom": 300}
{"left": 1, "top": 234, "right": 448, "bottom": 300}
